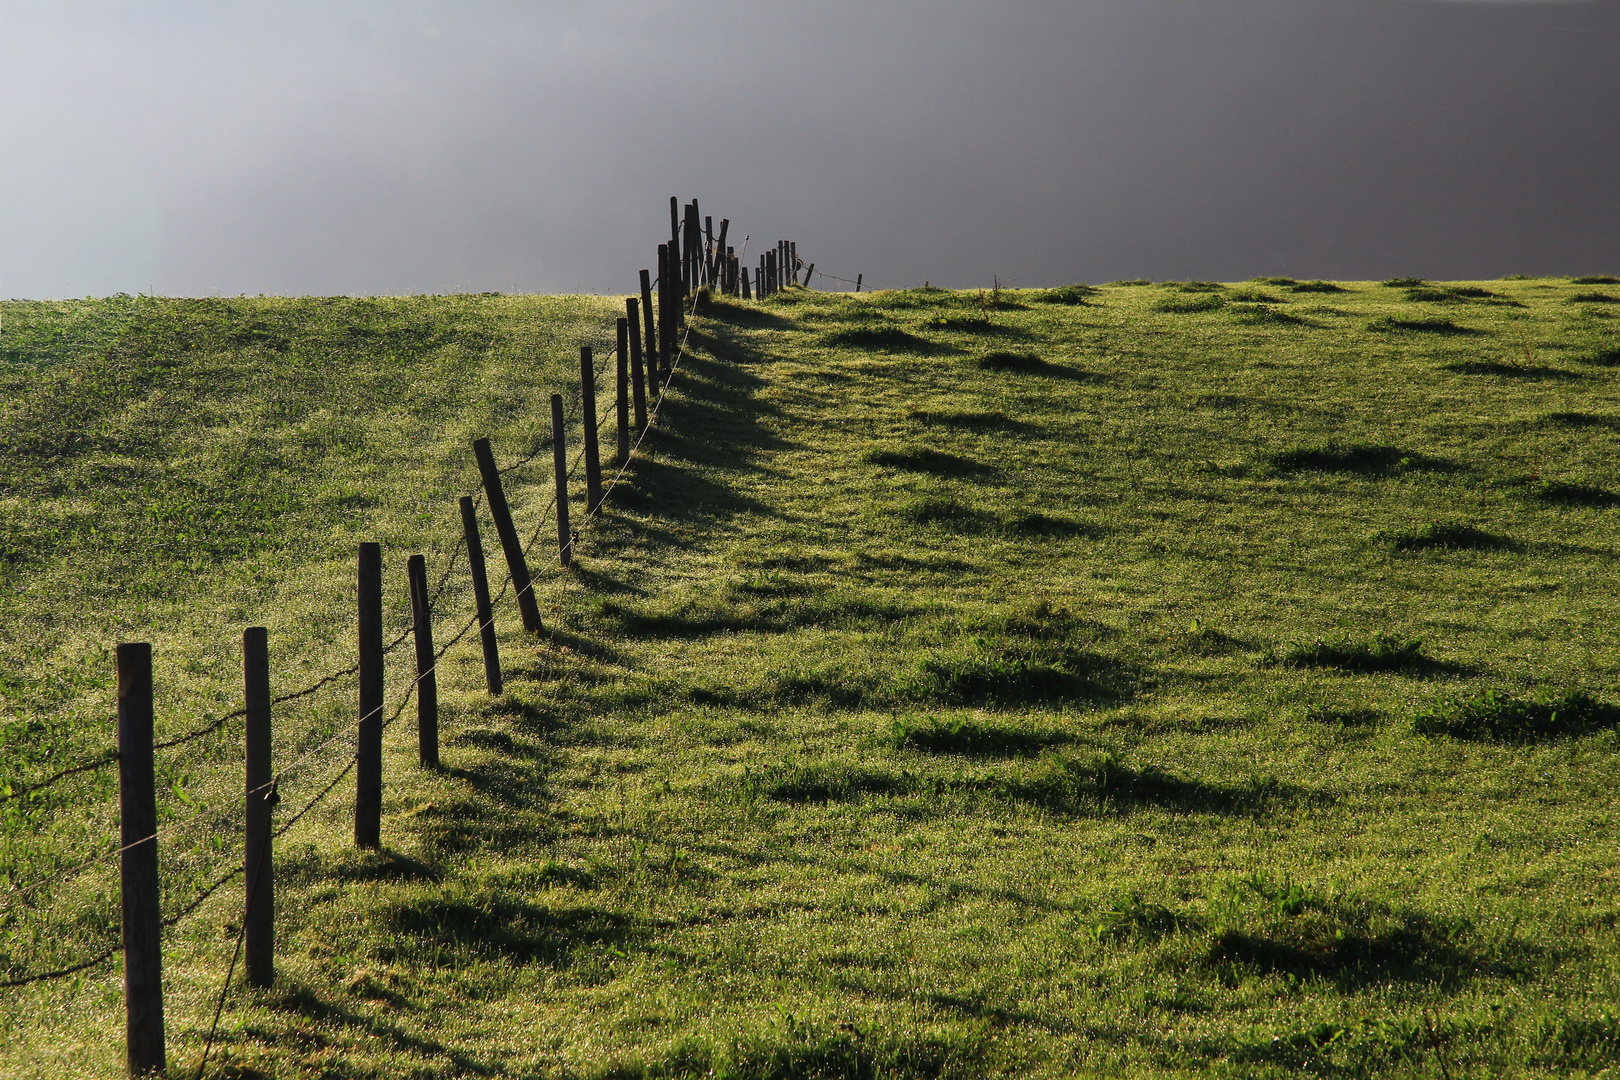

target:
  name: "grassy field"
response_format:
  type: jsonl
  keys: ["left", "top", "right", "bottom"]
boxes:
{"left": 3, "top": 274, "right": 1620, "bottom": 1077}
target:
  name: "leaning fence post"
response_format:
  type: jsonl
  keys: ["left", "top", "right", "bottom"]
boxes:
{"left": 243, "top": 627, "right": 274, "bottom": 989}
{"left": 458, "top": 496, "right": 502, "bottom": 696}
{"left": 118, "top": 642, "right": 165, "bottom": 1075}
{"left": 580, "top": 346, "right": 603, "bottom": 513}
{"left": 472, "top": 438, "right": 543, "bottom": 633}
{"left": 356, "top": 542, "right": 382, "bottom": 849}
{"left": 856, "top": 273, "right": 862, "bottom": 293}
{"left": 551, "top": 394, "right": 573, "bottom": 567}
{"left": 616, "top": 318, "right": 630, "bottom": 464}
{"left": 803, "top": 264, "right": 815, "bottom": 290}
{"left": 406, "top": 554, "right": 439, "bottom": 769}
{"left": 627, "top": 298, "right": 648, "bottom": 431}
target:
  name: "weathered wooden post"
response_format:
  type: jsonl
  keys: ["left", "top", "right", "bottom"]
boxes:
{"left": 790, "top": 242, "right": 799, "bottom": 286}
{"left": 458, "top": 496, "right": 502, "bottom": 695}
{"left": 856, "top": 273, "right": 863, "bottom": 293}
{"left": 803, "top": 264, "right": 816, "bottom": 289}
{"left": 767, "top": 249, "right": 777, "bottom": 296}
{"left": 580, "top": 346, "right": 603, "bottom": 513}
{"left": 243, "top": 627, "right": 274, "bottom": 989}
{"left": 716, "top": 219, "right": 730, "bottom": 285}
{"left": 406, "top": 554, "right": 438, "bottom": 768}
{"left": 627, "top": 297, "right": 648, "bottom": 430}
{"left": 615, "top": 317, "right": 630, "bottom": 464}
{"left": 472, "top": 438, "right": 543, "bottom": 633}
{"left": 656, "top": 244, "right": 672, "bottom": 391}
{"left": 638, "top": 272, "right": 656, "bottom": 405}
{"left": 551, "top": 394, "right": 572, "bottom": 567}
{"left": 356, "top": 542, "right": 382, "bottom": 849}
{"left": 742, "top": 267, "right": 752, "bottom": 300}
{"left": 118, "top": 642, "right": 165, "bottom": 1075}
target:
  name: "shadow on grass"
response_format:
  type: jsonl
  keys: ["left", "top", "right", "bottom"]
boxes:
{"left": 892, "top": 716, "right": 1077, "bottom": 758}
{"left": 593, "top": 1023, "right": 985, "bottom": 1080}
{"left": 1276, "top": 633, "right": 1466, "bottom": 676}
{"left": 1540, "top": 410, "right": 1620, "bottom": 430}
{"left": 906, "top": 407, "right": 1036, "bottom": 433}
{"left": 1413, "top": 687, "right": 1620, "bottom": 742}
{"left": 974, "top": 351, "right": 1098, "bottom": 380}
{"left": 384, "top": 889, "right": 639, "bottom": 967}
{"left": 1382, "top": 521, "right": 1518, "bottom": 553}
{"left": 256, "top": 982, "right": 495, "bottom": 1074}
{"left": 1270, "top": 443, "right": 1456, "bottom": 475}
{"left": 863, "top": 446, "right": 991, "bottom": 476}
{"left": 1002, "top": 753, "right": 1318, "bottom": 818}
{"left": 1527, "top": 479, "right": 1620, "bottom": 508}
{"left": 1441, "top": 360, "right": 1584, "bottom": 380}
{"left": 821, "top": 326, "right": 936, "bottom": 352}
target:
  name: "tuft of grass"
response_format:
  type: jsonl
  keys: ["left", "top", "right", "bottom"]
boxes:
{"left": 1570, "top": 275, "right": 1619, "bottom": 285}
{"left": 1381, "top": 277, "right": 1427, "bottom": 287}
{"left": 1413, "top": 687, "right": 1619, "bottom": 742}
{"left": 821, "top": 325, "right": 931, "bottom": 350}
{"left": 1154, "top": 294, "right": 1225, "bottom": 314}
{"left": 1571, "top": 292, "right": 1620, "bottom": 304}
{"left": 1367, "top": 315, "right": 1480, "bottom": 335}
{"left": 1030, "top": 283, "right": 1097, "bottom": 305}
{"left": 1384, "top": 520, "right": 1515, "bottom": 552}
{"left": 1229, "top": 305, "right": 1307, "bottom": 326}
{"left": 1107, "top": 278, "right": 1153, "bottom": 286}
{"left": 1287, "top": 280, "right": 1345, "bottom": 294}
{"left": 1279, "top": 632, "right": 1427, "bottom": 673}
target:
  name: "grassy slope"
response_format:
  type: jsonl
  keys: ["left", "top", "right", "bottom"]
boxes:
{"left": 3, "top": 276, "right": 1620, "bottom": 1077}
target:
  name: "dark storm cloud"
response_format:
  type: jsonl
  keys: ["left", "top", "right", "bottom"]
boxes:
{"left": 1, "top": 0, "right": 1615, "bottom": 297}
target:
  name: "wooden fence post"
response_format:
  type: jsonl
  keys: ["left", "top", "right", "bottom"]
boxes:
{"left": 406, "top": 554, "right": 439, "bottom": 769}
{"left": 791, "top": 242, "right": 799, "bottom": 286}
{"left": 742, "top": 267, "right": 752, "bottom": 300}
{"left": 551, "top": 394, "right": 572, "bottom": 567}
{"left": 704, "top": 215, "right": 715, "bottom": 283}
{"left": 580, "top": 347, "right": 603, "bottom": 513}
{"left": 856, "top": 273, "right": 862, "bottom": 293}
{"left": 627, "top": 298, "right": 648, "bottom": 431}
{"left": 803, "top": 264, "right": 815, "bottom": 290}
{"left": 638, "top": 272, "right": 656, "bottom": 408}
{"left": 117, "top": 642, "right": 165, "bottom": 1075}
{"left": 616, "top": 318, "right": 630, "bottom": 464}
{"left": 767, "top": 249, "right": 777, "bottom": 296}
{"left": 458, "top": 496, "right": 502, "bottom": 695}
{"left": 472, "top": 438, "right": 543, "bottom": 633}
{"left": 656, "top": 244, "right": 672, "bottom": 391}
{"left": 355, "top": 542, "right": 382, "bottom": 849}
{"left": 243, "top": 627, "right": 274, "bottom": 989}
{"left": 669, "top": 196, "right": 680, "bottom": 272}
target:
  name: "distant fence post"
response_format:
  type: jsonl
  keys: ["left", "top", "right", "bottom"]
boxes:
{"left": 117, "top": 641, "right": 165, "bottom": 1076}
{"left": 637, "top": 272, "right": 656, "bottom": 410}
{"left": 458, "top": 496, "right": 502, "bottom": 695}
{"left": 856, "top": 273, "right": 862, "bottom": 293}
{"left": 406, "top": 554, "right": 439, "bottom": 769}
{"left": 716, "top": 219, "right": 730, "bottom": 286}
{"left": 767, "top": 249, "right": 777, "bottom": 296}
{"left": 615, "top": 318, "right": 630, "bottom": 464}
{"left": 656, "top": 244, "right": 672, "bottom": 391}
{"left": 627, "top": 298, "right": 648, "bottom": 431}
{"left": 790, "top": 242, "right": 799, "bottom": 286}
{"left": 243, "top": 627, "right": 274, "bottom": 989}
{"left": 742, "top": 267, "right": 752, "bottom": 300}
{"left": 551, "top": 394, "right": 573, "bottom": 567}
{"left": 472, "top": 438, "right": 543, "bottom": 633}
{"left": 580, "top": 347, "right": 603, "bottom": 513}
{"left": 803, "top": 264, "right": 815, "bottom": 290}
{"left": 356, "top": 542, "right": 382, "bottom": 849}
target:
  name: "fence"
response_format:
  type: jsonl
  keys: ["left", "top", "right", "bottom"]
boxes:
{"left": 0, "top": 196, "right": 837, "bottom": 1077}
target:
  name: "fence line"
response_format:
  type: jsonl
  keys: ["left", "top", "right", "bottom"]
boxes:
{"left": 0, "top": 198, "right": 793, "bottom": 1057}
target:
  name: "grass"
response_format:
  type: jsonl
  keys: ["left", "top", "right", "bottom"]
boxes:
{"left": 4, "top": 275, "right": 1620, "bottom": 1077}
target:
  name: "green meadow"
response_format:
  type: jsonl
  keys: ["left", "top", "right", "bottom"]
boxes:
{"left": 2, "top": 274, "right": 1619, "bottom": 1077}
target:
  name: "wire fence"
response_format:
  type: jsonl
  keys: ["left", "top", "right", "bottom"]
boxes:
{"left": 0, "top": 232, "right": 711, "bottom": 1000}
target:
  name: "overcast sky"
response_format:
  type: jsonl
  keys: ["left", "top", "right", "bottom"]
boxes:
{"left": 1, "top": 0, "right": 1616, "bottom": 298}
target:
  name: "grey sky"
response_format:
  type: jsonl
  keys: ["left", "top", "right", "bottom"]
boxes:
{"left": 1, "top": 0, "right": 1615, "bottom": 298}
